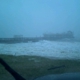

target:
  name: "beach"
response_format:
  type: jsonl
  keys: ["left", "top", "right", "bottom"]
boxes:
{"left": 0, "top": 40, "right": 80, "bottom": 80}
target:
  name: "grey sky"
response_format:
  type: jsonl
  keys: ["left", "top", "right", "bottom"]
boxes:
{"left": 0, "top": 0, "right": 80, "bottom": 38}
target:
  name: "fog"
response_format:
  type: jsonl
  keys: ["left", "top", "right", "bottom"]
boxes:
{"left": 0, "top": 0, "right": 80, "bottom": 38}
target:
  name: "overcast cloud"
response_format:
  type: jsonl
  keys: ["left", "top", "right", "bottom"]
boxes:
{"left": 0, "top": 0, "right": 80, "bottom": 38}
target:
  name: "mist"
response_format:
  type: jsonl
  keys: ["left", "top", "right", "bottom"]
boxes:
{"left": 0, "top": 0, "right": 80, "bottom": 38}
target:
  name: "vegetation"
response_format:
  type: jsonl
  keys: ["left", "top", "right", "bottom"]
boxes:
{"left": 0, "top": 54, "right": 80, "bottom": 80}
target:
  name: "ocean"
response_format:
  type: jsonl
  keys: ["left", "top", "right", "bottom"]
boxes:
{"left": 0, "top": 40, "right": 80, "bottom": 59}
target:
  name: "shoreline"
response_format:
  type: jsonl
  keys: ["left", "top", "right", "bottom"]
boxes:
{"left": 0, "top": 54, "right": 80, "bottom": 80}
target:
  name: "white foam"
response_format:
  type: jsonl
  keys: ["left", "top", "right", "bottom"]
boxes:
{"left": 0, "top": 40, "right": 80, "bottom": 59}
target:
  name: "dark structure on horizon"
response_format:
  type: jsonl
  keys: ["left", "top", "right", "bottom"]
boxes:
{"left": 43, "top": 31, "right": 74, "bottom": 40}
{"left": 0, "top": 31, "right": 74, "bottom": 44}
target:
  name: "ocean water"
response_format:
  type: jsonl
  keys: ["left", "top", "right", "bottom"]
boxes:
{"left": 0, "top": 40, "right": 80, "bottom": 59}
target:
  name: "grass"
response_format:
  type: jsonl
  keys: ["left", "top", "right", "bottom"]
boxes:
{"left": 0, "top": 54, "right": 80, "bottom": 80}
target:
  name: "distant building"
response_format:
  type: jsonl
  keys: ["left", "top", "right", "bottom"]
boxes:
{"left": 43, "top": 31, "right": 74, "bottom": 40}
{"left": 13, "top": 35, "right": 23, "bottom": 38}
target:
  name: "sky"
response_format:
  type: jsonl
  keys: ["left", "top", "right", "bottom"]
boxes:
{"left": 0, "top": 0, "right": 80, "bottom": 38}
